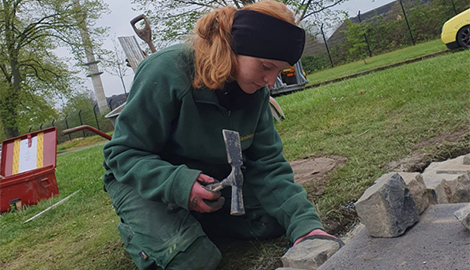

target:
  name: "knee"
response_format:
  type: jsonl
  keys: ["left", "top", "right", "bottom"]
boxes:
{"left": 166, "top": 236, "right": 221, "bottom": 270}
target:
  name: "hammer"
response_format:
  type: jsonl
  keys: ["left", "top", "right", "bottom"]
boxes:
{"left": 205, "top": 129, "right": 245, "bottom": 215}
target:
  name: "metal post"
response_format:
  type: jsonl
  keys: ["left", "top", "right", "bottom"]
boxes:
{"left": 399, "top": 0, "right": 415, "bottom": 45}
{"left": 93, "top": 104, "right": 101, "bottom": 130}
{"left": 52, "top": 119, "right": 55, "bottom": 126}
{"left": 65, "top": 115, "right": 71, "bottom": 141}
{"left": 358, "top": 11, "right": 372, "bottom": 57}
{"left": 451, "top": 0, "right": 457, "bottom": 15}
{"left": 40, "top": 124, "right": 43, "bottom": 130}
{"left": 29, "top": 127, "right": 32, "bottom": 133}
{"left": 321, "top": 23, "right": 334, "bottom": 68}
{"left": 78, "top": 110, "right": 86, "bottom": 137}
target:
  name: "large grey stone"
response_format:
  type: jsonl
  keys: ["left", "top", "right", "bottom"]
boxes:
{"left": 454, "top": 203, "right": 470, "bottom": 231}
{"left": 397, "top": 172, "right": 429, "bottom": 214}
{"left": 355, "top": 173, "right": 419, "bottom": 237}
{"left": 281, "top": 239, "right": 341, "bottom": 270}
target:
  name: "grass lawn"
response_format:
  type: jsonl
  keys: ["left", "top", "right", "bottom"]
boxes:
{"left": 306, "top": 39, "right": 448, "bottom": 85}
{"left": 1, "top": 44, "right": 469, "bottom": 269}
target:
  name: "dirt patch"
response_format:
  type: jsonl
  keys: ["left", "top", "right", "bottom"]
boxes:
{"left": 291, "top": 155, "right": 348, "bottom": 197}
{"left": 290, "top": 155, "right": 349, "bottom": 220}
{"left": 383, "top": 129, "right": 469, "bottom": 172}
{"left": 290, "top": 155, "right": 354, "bottom": 235}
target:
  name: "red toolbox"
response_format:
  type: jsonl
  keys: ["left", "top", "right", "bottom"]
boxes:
{"left": 0, "top": 127, "right": 59, "bottom": 213}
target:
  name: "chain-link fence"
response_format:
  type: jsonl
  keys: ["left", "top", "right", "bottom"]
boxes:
{"left": 34, "top": 105, "right": 116, "bottom": 144}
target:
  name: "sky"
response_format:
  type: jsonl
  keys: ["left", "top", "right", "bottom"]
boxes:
{"left": 84, "top": 0, "right": 396, "bottom": 98}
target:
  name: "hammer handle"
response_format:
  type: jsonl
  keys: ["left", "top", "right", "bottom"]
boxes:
{"left": 231, "top": 186, "right": 245, "bottom": 215}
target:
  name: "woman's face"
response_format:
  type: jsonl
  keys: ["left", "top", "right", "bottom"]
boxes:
{"left": 235, "top": 55, "right": 291, "bottom": 94}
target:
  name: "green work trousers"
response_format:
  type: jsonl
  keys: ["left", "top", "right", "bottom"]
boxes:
{"left": 104, "top": 179, "right": 285, "bottom": 270}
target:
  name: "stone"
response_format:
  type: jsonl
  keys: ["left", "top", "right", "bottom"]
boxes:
{"left": 355, "top": 173, "right": 419, "bottom": 237}
{"left": 421, "top": 174, "right": 451, "bottom": 204}
{"left": 421, "top": 155, "right": 470, "bottom": 203}
{"left": 397, "top": 172, "right": 429, "bottom": 214}
{"left": 454, "top": 203, "right": 470, "bottom": 231}
{"left": 422, "top": 173, "right": 470, "bottom": 204}
{"left": 281, "top": 239, "right": 341, "bottom": 270}
{"left": 433, "top": 155, "right": 470, "bottom": 177}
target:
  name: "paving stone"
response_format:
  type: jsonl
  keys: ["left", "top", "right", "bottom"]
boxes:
{"left": 281, "top": 239, "right": 341, "bottom": 270}
{"left": 355, "top": 173, "right": 419, "bottom": 237}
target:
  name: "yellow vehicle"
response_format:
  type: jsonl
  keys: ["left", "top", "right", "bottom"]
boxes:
{"left": 441, "top": 8, "right": 470, "bottom": 49}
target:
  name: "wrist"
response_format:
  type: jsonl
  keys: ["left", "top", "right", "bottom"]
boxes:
{"left": 294, "top": 229, "right": 327, "bottom": 246}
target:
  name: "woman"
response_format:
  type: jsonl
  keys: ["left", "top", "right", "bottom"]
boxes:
{"left": 103, "top": 1, "right": 338, "bottom": 269}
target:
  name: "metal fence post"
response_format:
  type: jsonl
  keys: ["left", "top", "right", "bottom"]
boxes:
{"left": 321, "top": 23, "right": 334, "bottom": 68}
{"left": 65, "top": 115, "right": 71, "bottom": 141}
{"left": 399, "top": 0, "right": 415, "bottom": 45}
{"left": 78, "top": 110, "right": 86, "bottom": 137}
{"left": 52, "top": 119, "right": 55, "bottom": 127}
{"left": 450, "top": 0, "right": 457, "bottom": 15}
{"left": 358, "top": 11, "right": 372, "bottom": 57}
{"left": 39, "top": 124, "right": 43, "bottom": 130}
{"left": 93, "top": 104, "right": 101, "bottom": 130}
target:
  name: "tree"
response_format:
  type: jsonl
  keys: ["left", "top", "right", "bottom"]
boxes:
{"left": 0, "top": 0, "right": 108, "bottom": 139}
{"left": 101, "top": 36, "right": 130, "bottom": 97}
{"left": 343, "top": 19, "right": 369, "bottom": 64}
{"left": 130, "top": 0, "right": 349, "bottom": 44}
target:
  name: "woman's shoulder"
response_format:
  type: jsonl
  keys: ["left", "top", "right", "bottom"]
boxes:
{"left": 137, "top": 43, "right": 194, "bottom": 77}
{"left": 146, "top": 43, "right": 193, "bottom": 61}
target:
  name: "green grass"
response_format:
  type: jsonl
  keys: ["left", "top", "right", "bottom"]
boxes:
{"left": 307, "top": 39, "right": 448, "bottom": 85}
{"left": 0, "top": 145, "right": 134, "bottom": 270}
{"left": 1, "top": 43, "right": 469, "bottom": 270}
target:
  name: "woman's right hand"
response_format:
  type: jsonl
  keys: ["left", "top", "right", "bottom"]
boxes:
{"left": 188, "top": 174, "right": 225, "bottom": 213}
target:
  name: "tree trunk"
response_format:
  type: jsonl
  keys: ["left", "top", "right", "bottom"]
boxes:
{"left": 1, "top": 89, "right": 20, "bottom": 138}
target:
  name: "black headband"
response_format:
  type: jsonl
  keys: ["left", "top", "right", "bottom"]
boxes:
{"left": 231, "top": 9, "right": 305, "bottom": 66}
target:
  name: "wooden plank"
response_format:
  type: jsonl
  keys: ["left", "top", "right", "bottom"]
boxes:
{"left": 118, "top": 36, "right": 146, "bottom": 72}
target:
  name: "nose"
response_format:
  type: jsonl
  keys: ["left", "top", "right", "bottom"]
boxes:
{"left": 264, "top": 71, "right": 279, "bottom": 88}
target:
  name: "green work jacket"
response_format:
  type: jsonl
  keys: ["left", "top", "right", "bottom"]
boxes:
{"left": 102, "top": 44, "right": 323, "bottom": 242}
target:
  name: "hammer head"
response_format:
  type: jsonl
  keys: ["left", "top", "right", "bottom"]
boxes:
{"left": 222, "top": 129, "right": 245, "bottom": 215}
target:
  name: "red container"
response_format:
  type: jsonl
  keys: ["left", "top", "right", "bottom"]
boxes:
{"left": 0, "top": 127, "right": 59, "bottom": 213}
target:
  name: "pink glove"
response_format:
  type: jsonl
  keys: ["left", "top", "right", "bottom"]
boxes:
{"left": 188, "top": 174, "right": 225, "bottom": 213}
{"left": 294, "top": 229, "right": 344, "bottom": 247}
